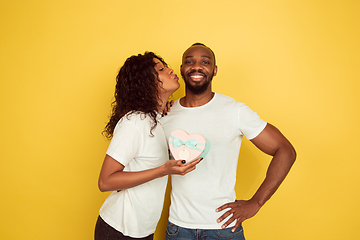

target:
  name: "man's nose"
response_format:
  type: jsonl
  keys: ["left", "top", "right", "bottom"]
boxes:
{"left": 191, "top": 62, "right": 202, "bottom": 70}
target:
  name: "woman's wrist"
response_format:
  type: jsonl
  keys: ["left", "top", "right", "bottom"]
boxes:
{"left": 157, "top": 163, "right": 169, "bottom": 177}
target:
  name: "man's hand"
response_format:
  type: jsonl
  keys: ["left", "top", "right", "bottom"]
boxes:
{"left": 216, "top": 199, "right": 261, "bottom": 232}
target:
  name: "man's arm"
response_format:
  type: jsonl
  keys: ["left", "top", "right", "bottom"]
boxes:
{"left": 216, "top": 123, "right": 296, "bottom": 232}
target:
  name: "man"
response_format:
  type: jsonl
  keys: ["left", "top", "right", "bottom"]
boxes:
{"left": 160, "top": 43, "right": 296, "bottom": 240}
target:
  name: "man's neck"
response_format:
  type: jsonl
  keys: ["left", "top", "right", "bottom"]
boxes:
{"left": 180, "top": 90, "right": 215, "bottom": 107}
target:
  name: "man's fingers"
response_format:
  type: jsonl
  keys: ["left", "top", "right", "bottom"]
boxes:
{"left": 231, "top": 220, "right": 242, "bottom": 233}
{"left": 216, "top": 209, "right": 232, "bottom": 223}
{"left": 216, "top": 203, "right": 231, "bottom": 212}
{"left": 221, "top": 215, "right": 237, "bottom": 229}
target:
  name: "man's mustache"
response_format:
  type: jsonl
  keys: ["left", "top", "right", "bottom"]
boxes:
{"left": 187, "top": 69, "right": 206, "bottom": 76}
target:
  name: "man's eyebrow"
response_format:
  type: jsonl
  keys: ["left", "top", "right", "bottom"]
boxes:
{"left": 184, "top": 55, "right": 211, "bottom": 59}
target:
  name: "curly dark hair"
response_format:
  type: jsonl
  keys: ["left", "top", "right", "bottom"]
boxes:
{"left": 103, "top": 52, "right": 168, "bottom": 139}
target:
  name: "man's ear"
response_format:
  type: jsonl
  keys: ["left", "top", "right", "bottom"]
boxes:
{"left": 213, "top": 65, "right": 218, "bottom": 76}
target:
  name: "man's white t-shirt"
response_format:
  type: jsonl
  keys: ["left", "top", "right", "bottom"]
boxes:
{"left": 99, "top": 113, "right": 168, "bottom": 238}
{"left": 160, "top": 93, "right": 267, "bottom": 229}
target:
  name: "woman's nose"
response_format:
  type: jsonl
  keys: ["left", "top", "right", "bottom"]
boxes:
{"left": 169, "top": 68, "right": 174, "bottom": 74}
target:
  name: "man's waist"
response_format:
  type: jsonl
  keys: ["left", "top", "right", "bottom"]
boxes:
{"left": 168, "top": 216, "right": 236, "bottom": 230}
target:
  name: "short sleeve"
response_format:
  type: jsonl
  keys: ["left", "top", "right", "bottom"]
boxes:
{"left": 237, "top": 103, "right": 267, "bottom": 140}
{"left": 106, "top": 120, "right": 142, "bottom": 167}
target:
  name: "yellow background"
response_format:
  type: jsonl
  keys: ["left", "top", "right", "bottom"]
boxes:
{"left": 1, "top": 1, "right": 359, "bottom": 239}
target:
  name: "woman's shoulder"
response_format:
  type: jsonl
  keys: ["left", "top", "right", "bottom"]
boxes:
{"left": 112, "top": 112, "right": 148, "bottom": 135}
{"left": 118, "top": 112, "right": 146, "bottom": 125}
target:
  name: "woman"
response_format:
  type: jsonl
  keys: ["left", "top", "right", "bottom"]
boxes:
{"left": 95, "top": 52, "right": 201, "bottom": 240}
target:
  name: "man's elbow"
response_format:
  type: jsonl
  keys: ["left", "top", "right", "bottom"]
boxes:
{"left": 288, "top": 144, "right": 297, "bottom": 164}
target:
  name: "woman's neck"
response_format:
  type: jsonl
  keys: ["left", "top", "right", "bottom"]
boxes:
{"left": 157, "top": 93, "right": 171, "bottom": 113}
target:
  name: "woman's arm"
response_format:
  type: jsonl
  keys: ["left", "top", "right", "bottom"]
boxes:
{"left": 98, "top": 154, "right": 201, "bottom": 192}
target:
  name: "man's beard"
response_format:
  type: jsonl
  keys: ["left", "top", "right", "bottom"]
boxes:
{"left": 181, "top": 69, "right": 214, "bottom": 95}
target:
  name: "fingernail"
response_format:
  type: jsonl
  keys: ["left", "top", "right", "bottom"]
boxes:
{"left": 181, "top": 160, "right": 186, "bottom": 164}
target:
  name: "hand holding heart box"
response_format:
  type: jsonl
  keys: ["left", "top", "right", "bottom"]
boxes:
{"left": 168, "top": 129, "right": 210, "bottom": 164}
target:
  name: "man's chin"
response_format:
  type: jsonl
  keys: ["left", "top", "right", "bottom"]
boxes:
{"left": 185, "top": 83, "right": 209, "bottom": 95}
{"left": 182, "top": 75, "right": 213, "bottom": 94}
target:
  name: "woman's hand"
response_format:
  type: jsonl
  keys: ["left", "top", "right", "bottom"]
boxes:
{"left": 162, "top": 100, "right": 174, "bottom": 116}
{"left": 98, "top": 155, "right": 202, "bottom": 192}
{"left": 162, "top": 158, "right": 202, "bottom": 176}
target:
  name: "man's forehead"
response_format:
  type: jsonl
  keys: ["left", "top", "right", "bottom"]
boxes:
{"left": 183, "top": 46, "right": 214, "bottom": 60}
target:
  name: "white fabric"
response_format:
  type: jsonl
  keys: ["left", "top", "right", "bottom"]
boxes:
{"left": 99, "top": 112, "right": 168, "bottom": 238}
{"left": 160, "top": 93, "right": 267, "bottom": 229}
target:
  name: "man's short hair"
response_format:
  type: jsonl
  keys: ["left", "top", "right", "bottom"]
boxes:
{"left": 188, "top": 42, "right": 216, "bottom": 65}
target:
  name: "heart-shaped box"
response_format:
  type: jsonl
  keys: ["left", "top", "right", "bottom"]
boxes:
{"left": 168, "top": 129, "right": 210, "bottom": 164}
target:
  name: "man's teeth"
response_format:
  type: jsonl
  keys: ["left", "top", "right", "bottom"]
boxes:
{"left": 191, "top": 75, "right": 203, "bottom": 79}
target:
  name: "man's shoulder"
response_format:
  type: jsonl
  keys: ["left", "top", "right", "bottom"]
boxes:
{"left": 215, "top": 92, "right": 235, "bottom": 102}
{"left": 214, "top": 93, "right": 246, "bottom": 108}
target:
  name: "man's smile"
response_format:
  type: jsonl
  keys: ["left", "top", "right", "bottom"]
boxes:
{"left": 188, "top": 72, "right": 206, "bottom": 82}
